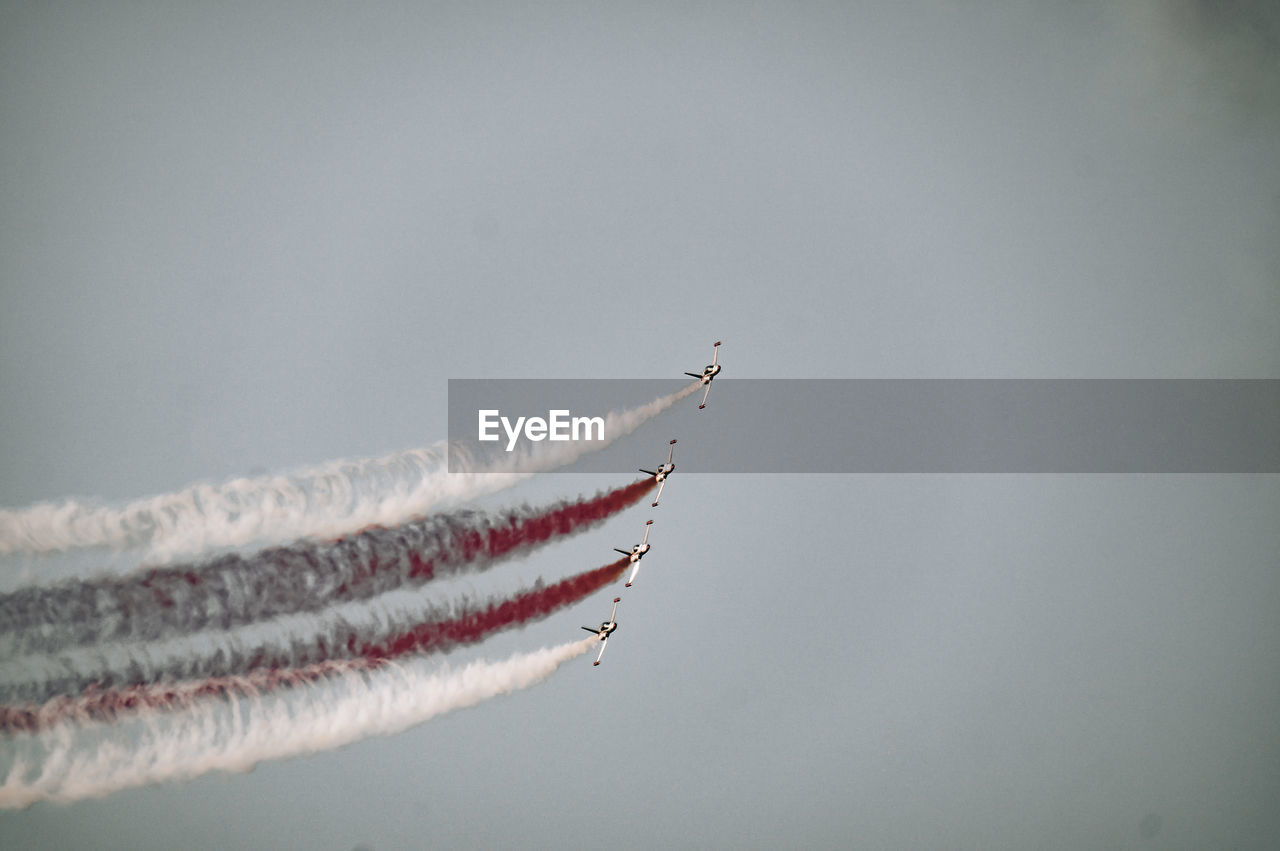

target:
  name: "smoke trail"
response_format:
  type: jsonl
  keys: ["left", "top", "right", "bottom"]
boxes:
{"left": 1, "top": 558, "right": 629, "bottom": 709}
{"left": 0, "top": 657, "right": 377, "bottom": 736}
{"left": 0, "top": 479, "right": 653, "bottom": 656}
{"left": 0, "top": 637, "right": 596, "bottom": 808}
{"left": 0, "top": 382, "right": 699, "bottom": 565}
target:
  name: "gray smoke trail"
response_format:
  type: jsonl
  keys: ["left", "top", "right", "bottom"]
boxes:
{"left": 0, "top": 637, "right": 594, "bottom": 809}
{"left": 0, "top": 382, "right": 698, "bottom": 568}
{"left": 0, "top": 479, "right": 652, "bottom": 657}
{"left": 0, "top": 588, "right": 457, "bottom": 704}
{"left": 0, "top": 558, "right": 628, "bottom": 705}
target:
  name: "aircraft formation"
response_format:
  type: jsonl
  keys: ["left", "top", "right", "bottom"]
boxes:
{"left": 0, "top": 340, "right": 722, "bottom": 806}
{"left": 582, "top": 341, "right": 721, "bottom": 665}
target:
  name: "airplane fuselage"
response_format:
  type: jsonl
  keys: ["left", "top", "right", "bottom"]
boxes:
{"left": 582, "top": 621, "right": 617, "bottom": 638}
{"left": 614, "top": 542, "right": 649, "bottom": 563}
{"left": 642, "top": 462, "right": 674, "bottom": 483}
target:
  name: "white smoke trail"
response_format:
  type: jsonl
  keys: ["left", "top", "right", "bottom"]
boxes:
{"left": 0, "top": 382, "right": 699, "bottom": 567}
{"left": 0, "top": 637, "right": 595, "bottom": 808}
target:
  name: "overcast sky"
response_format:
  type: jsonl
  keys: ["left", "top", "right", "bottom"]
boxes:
{"left": 1, "top": 2, "right": 1278, "bottom": 849}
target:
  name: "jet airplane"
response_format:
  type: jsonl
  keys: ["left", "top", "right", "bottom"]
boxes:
{"left": 640, "top": 439, "right": 677, "bottom": 507}
{"left": 581, "top": 596, "right": 622, "bottom": 666}
{"left": 614, "top": 519, "right": 653, "bottom": 587}
{"left": 684, "top": 341, "right": 722, "bottom": 409}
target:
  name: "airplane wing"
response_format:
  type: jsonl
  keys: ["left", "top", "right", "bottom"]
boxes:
{"left": 698, "top": 381, "right": 712, "bottom": 409}
{"left": 625, "top": 561, "right": 642, "bottom": 587}
{"left": 711, "top": 341, "right": 720, "bottom": 366}
{"left": 593, "top": 636, "right": 609, "bottom": 666}
{"left": 652, "top": 478, "right": 666, "bottom": 507}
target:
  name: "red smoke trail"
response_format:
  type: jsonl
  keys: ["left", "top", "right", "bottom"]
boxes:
{"left": 0, "top": 558, "right": 629, "bottom": 735}
{"left": 357, "top": 556, "right": 629, "bottom": 659}
{"left": 399, "top": 478, "right": 653, "bottom": 580}
{"left": 2, "top": 479, "right": 654, "bottom": 657}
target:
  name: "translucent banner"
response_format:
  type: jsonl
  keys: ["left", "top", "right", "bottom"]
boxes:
{"left": 447, "top": 379, "right": 1280, "bottom": 473}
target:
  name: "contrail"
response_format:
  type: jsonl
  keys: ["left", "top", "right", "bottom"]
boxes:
{"left": 0, "top": 382, "right": 699, "bottom": 566}
{"left": 0, "top": 637, "right": 596, "bottom": 808}
{"left": 0, "top": 480, "right": 653, "bottom": 656}
{"left": 0, "top": 657, "right": 377, "bottom": 736}
{"left": 0, "top": 558, "right": 630, "bottom": 709}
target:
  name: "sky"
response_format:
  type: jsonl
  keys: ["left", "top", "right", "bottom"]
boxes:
{"left": 1, "top": 1, "right": 1278, "bottom": 848}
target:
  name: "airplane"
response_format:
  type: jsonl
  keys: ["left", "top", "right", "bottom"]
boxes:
{"left": 639, "top": 439, "right": 677, "bottom": 507}
{"left": 684, "top": 341, "right": 722, "bottom": 409}
{"left": 581, "top": 596, "right": 621, "bottom": 666}
{"left": 613, "top": 519, "right": 653, "bottom": 587}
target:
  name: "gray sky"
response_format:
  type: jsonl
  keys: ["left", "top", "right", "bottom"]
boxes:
{"left": 1, "top": 2, "right": 1278, "bottom": 848}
